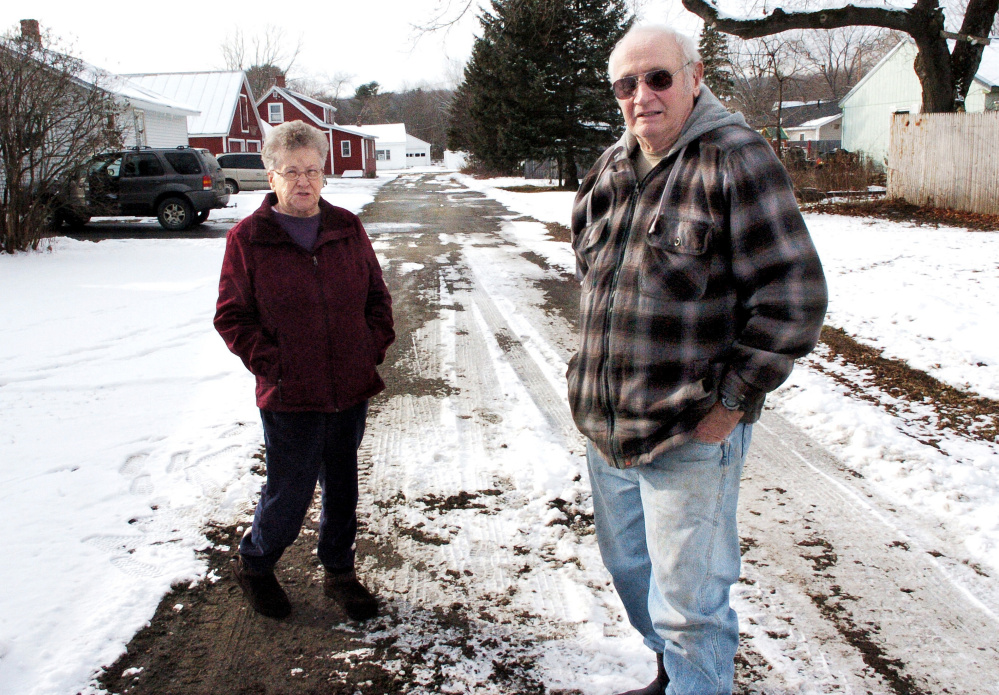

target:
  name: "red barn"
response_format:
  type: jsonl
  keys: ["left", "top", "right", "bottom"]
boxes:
{"left": 257, "top": 79, "right": 376, "bottom": 177}
{"left": 127, "top": 71, "right": 266, "bottom": 155}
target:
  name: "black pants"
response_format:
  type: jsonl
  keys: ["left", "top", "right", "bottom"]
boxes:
{"left": 239, "top": 402, "right": 368, "bottom": 574}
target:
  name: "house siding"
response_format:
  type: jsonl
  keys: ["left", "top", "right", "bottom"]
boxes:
{"left": 841, "top": 42, "right": 923, "bottom": 165}
{"left": 333, "top": 133, "right": 364, "bottom": 173}
{"left": 145, "top": 110, "right": 190, "bottom": 147}
{"left": 190, "top": 136, "right": 225, "bottom": 153}
{"left": 227, "top": 83, "right": 263, "bottom": 150}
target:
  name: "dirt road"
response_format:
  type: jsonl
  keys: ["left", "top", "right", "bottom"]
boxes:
{"left": 97, "top": 173, "right": 999, "bottom": 695}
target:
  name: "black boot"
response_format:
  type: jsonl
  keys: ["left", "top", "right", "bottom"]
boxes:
{"left": 232, "top": 557, "right": 291, "bottom": 619}
{"left": 616, "top": 652, "right": 669, "bottom": 695}
{"left": 324, "top": 568, "right": 378, "bottom": 621}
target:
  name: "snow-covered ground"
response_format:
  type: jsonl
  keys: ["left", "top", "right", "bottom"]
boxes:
{"left": 1, "top": 168, "right": 997, "bottom": 694}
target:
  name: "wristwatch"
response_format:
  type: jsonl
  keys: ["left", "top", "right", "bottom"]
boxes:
{"left": 720, "top": 395, "right": 743, "bottom": 411}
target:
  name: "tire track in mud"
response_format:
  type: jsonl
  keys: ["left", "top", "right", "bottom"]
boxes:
{"left": 736, "top": 409, "right": 999, "bottom": 694}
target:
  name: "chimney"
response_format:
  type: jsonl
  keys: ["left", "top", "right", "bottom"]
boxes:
{"left": 275, "top": 73, "right": 286, "bottom": 88}
{"left": 20, "top": 19, "right": 41, "bottom": 44}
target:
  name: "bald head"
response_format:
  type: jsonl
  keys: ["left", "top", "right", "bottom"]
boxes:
{"left": 608, "top": 25, "right": 701, "bottom": 82}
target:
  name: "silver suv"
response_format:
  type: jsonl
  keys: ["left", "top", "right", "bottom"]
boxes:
{"left": 217, "top": 152, "right": 269, "bottom": 194}
{"left": 56, "top": 146, "right": 230, "bottom": 231}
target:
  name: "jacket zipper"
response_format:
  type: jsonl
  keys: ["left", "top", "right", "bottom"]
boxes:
{"left": 601, "top": 173, "right": 648, "bottom": 466}
{"left": 312, "top": 252, "right": 340, "bottom": 411}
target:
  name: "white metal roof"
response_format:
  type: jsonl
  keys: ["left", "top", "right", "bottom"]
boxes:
{"left": 353, "top": 123, "right": 408, "bottom": 144}
{"left": 789, "top": 114, "right": 842, "bottom": 129}
{"left": 125, "top": 71, "right": 249, "bottom": 136}
{"left": 975, "top": 43, "right": 999, "bottom": 88}
{"left": 20, "top": 45, "right": 200, "bottom": 116}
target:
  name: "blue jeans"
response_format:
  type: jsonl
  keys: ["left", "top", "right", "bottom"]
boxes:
{"left": 587, "top": 424, "right": 752, "bottom": 695}
{"left": 240, "top": 402, "right": 368, "bottom": 574}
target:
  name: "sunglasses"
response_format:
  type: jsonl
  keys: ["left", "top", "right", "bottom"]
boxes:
{"left": 612, "top": 62, "right": 692, "bottom": 99}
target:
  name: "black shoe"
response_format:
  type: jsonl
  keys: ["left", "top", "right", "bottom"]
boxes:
{"left": 324, "top": 568, "right": 378, "bottom": 621}
{"left": 232, "top": 557, "right": 291, "bottom": 619}
{"left": 615, "top": 652, "right": 669, "bottom": 695}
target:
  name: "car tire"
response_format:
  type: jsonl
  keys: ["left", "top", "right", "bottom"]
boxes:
{"left": 196, "top": 209, "right": 210, "bottom": 224}
{"left": 43, "top": 208, "right": 63, "bottom": 230}
{"left": 224, "top": 179, "right": 239, "bottom": 195}
{"left": 63, "top": 211, "right": 91, "bottom": 228}
{"left": 157, "top": 197, "right": 194, "bottom": 231}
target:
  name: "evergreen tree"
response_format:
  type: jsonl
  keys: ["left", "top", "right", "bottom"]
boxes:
{"left": 699, "top": 22, "right": 736, "bottom": 103}
{"left": 448, "top": 0, "right": 631, "bottom": 187}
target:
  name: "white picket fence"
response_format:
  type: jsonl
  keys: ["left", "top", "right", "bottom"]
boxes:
{"left": 887, "top": 111, "right": 999, "bottom": 215}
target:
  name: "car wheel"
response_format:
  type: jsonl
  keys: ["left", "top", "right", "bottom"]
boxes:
{"left": 157, "top": 197, "right": 194, "bottom": 231}
{"left": 196, "top": 209, "right": 210, "bottom": 224}
{"left": 224, "top": 179, "right": 239, "bottom": 195}
{"left": 63, "top": 211, "right": 91, "bottom": 228}
{"left": 43, "top": 208, "right": 62, "bottom": 230}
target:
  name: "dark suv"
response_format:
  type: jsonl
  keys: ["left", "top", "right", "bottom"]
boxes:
{"left": 56, "top": 146, "right": 230, "bottom": 231}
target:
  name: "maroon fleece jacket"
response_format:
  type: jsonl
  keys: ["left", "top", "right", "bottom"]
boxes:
{"left": 214, "top": 193, "right": 395, "bottom": 412}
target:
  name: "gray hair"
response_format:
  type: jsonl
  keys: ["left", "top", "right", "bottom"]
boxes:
{"left": 262, "top": 120, "right": 330, "bottom": 170}
{"left": 608, "top": 24, "right": 702, "bottom": 83}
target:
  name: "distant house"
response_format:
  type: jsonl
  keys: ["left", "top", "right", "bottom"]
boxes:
{"left": 777, "top": 100, "right": 842, "bottom": 158}
{"left": 353, "top": 124, "right": 432, "bottom": 169}
{"left": 840, "top": 40, "right": 999, "bottom": 164}
{"left": 126, "top": 71, "right": 265, "bottom": 155}
{"left": 257, "top": 78, "right": 376, "bottom": 177}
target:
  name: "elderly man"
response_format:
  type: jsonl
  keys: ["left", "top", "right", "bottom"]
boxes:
{"left": 568, "top": 25, "right": 827, "bottom": 694}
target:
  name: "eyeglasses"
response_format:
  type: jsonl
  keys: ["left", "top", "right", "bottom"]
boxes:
{"left": 272, "top": 168, "right": 325, "bottom": 182}
{"left": 612, "top": 62, "right": 692, "bottom": 99}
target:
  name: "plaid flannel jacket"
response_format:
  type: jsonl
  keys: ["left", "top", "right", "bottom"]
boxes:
{"left": 568, "top": 99, "right": 827, "bottom": 469}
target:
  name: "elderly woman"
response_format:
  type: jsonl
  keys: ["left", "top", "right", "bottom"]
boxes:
{"left": 214, "top": 120, "right": 394, "bottom": 621}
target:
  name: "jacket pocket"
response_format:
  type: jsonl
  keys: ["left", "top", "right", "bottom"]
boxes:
{"left": 640, "top": 214, "right": 715, "bottom": 301}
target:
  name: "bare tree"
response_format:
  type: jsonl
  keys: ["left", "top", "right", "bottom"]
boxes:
{"left": 220, "top": 26, "right": 303, "bottom": 99}
{"left": 288, "top": 70, "right": 355, "bottom": 110}
{"left": 682, "top": 0, "right": 999, "bottom": 112}
{"left": 729, "top": 34, "right": 809, "bottom": 142}
{"left": 0, "top": 24, "right": 123, "bottom": 253}
{"left": 797, "top": 25, "right": 901, "bottom": 100}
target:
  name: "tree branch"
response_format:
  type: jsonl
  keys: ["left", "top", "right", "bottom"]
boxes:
{"left": 681, "top": 0, "right": 915, "bottom": 37}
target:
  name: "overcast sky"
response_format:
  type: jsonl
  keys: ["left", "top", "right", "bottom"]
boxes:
{"left": 3, "top": 0, "right": 699, "bottom": 95}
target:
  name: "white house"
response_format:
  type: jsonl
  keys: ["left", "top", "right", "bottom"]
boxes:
{"left": 353, "top": 124, "right": 432, "bottom": 169}
{"left": 103, "top": 76, "right": 199, "bottom": 148}
{"left": 785, "top": 113, "right": 842, "bottom": 142}
{"left": 840, "top": 40, "right": 999, "bottom": 164}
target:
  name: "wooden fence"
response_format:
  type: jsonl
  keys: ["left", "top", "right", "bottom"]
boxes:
{"left": 887, "top": 111, "right": 999, "bottom": 215}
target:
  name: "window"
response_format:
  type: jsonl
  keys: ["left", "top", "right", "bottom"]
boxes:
{"left": 324, "top": 107, "right": 334, "bottom": 123}
{"left": 247, "top": 140, "right": 261, "bottom": 152}
{"left": 268, "top": 103, "right": 284, "bottom": 123}
{"left": 239, "top": 154, "right": 265, "bottom": 169}
{"left": 122, "top": 153, "right": 164, "bottom": 177}
{"left": 164, "top": 152, "right": 202, "bottom": 175}
{"left": 240, "top": 95, "right": 250, "bottom": 132}
{"left": 376, "top": 149, "right": 389, "bottom": 161}
{"left": 229, "top": 139, "right": 245, "bottom": 152}
{"left": 341, "top": 140, "right": 351, "bottom": 158}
